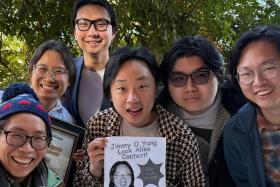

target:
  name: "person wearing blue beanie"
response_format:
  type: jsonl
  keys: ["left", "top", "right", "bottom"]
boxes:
{"left": 0, "top": 83, "right": 54, "bottom": 186}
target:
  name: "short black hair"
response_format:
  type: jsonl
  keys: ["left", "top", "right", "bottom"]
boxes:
{"left": 109, "top": 161, "right": 135, "bottom": 187}
{"left": 160, "top": 35, "right": 224, "bottom": 87}
{"left": 103, "top": 46, "right": 159, "bottom": 99}
{"left": 28, "top": 40, "right": 76, "bottom": 85}
{"left": 228, "top": 25, "right": 280, "bottom": 90}
{"left": 72, "top": 0, "right": 117, "bottom": 33}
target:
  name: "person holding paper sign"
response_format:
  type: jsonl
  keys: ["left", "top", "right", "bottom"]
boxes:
{"left": 73, "top": 47, "right": 205, "bottom": 186}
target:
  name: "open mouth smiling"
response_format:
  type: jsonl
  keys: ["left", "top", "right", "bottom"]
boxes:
{"left": 40, "top": 83, "right": 58, "bottom": 90}
{"left": 255, "top": 89, "right": 273, "bottom": 96}
{"left": 12, "top": 156, "right": 34, "bottom": 165}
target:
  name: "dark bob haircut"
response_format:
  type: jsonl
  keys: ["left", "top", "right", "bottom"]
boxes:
{"left": 72, "top": 0, "right": 117, "bottom": 33}
{"left": 228, "top": 24, "right": 280, "bottom": 90}
{"left": 28, "top": 40, "right": 76, "bottom": 85}
{"left": 160, "top": 35, "right": 224, "bottom": 87}
{"left": 109, "top": 160, "right": 135, "bottom": 187}
{"left": 103, "top": 46, "right": 159, "bottom": 99}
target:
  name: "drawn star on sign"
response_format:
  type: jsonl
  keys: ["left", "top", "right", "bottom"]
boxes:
{"left": 137, "top": 158, "right": 164, "bottom": 186}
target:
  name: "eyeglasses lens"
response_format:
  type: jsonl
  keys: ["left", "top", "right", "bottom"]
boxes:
{"left": 170, "top": 71, "right": 210, "bottom": 87}
{"left": 6, "top": 131, "right": 48, "bottom": 150}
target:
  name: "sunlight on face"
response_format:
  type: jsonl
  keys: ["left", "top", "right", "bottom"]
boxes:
{"left": 168, "top": 56, "right": 219, "bottom": 115}
{"left": 237, "top": 40, "right": 280, "bottom": 111}
{"left": 0, "top": 113, "right": 48, "bottom": 183}
{"left": 110, "top": 60, "right": 157, "bottom": 127}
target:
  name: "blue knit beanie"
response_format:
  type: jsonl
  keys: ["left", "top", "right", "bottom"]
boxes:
{"left": 0, "top": 83, "right": 52, "bottom": 138}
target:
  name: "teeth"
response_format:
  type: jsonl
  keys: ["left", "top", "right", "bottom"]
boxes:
{"left": 13, "top": 157, "right": 32, "bottom": 164}
{"left": 41, "top": 84, "right": 56, "bottom": 90}
{"left": 128, "top": 108, "right": 141, "bottom": 112}
{"left": 256, "top": 89, "right": 272, "bottom": 96}
{"left": 43, "top": 85, "right": 54, "bottom": 89}
{"left": 130, "top": 109, "right": 139, "bottom": 112}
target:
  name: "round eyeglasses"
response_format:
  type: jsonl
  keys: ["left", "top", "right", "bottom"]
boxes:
{"left": 33, "top": 64, "right": 68, "bottom": 81}
{"left": 236, "top": 66, "right": 280, "bottom": 85}
{"left": 169, "top": 70, "right": 211, "bottom": 87}
{"left": 0, "top": 130, "right": 50, "bottom": 150}
{"left": 75, "top": 18, "right": 111, "bottom": 32}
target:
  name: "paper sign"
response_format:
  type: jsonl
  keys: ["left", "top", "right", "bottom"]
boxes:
{"left": 104, "top": 136, "right": 166, "bottom": 187}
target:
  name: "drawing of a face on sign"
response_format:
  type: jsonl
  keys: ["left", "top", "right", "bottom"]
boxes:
{"left": 109, "top": 161, "right": 135, "bottom": 187}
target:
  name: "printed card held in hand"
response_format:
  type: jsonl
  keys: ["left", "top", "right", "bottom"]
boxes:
{"left": 104, "top": 136, "right": 166, "bottom": 187}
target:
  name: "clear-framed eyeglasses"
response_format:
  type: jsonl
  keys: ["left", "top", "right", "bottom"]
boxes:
{"left": 236, "top": 65, "right": 280, "bottom": 85}
{"left": 33, "top": 64, "right": 68, "bottom": 81}
{"left": 75, "top": 18, "right": 111, "bottom": 32}
{"left": 0, "top": 129, "right": 50, "bottom": 150}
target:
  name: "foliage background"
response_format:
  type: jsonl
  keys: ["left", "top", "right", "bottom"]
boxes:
{"left": 0, "top": 0, "right": 279, "bottom": 87}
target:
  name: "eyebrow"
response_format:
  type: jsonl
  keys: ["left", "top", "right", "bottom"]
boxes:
{"left": 114, "top": 75, "right": 149, "bottom": 83}
{"left": 115, "top": 171, "right": 131, "bottom": 174}
{"left": 36, "top": 63, "right": 66, "bottom": 69}
{"left": 262, "top": 59, "right": 280, "bottom": 65}
{"left": 77, "top": 17, "right": 110, "bottom": 21}
{"left": 172, "top": 67, "right": 210, "bottom": 73}
{"left": 136, "top": 75, "right": 149, "bottom": 81}
{"left": 6, "top": 127, "right": 45, "bottom": 135}
{"left": 238, "top": 59, "right": 280, "bottom": 70}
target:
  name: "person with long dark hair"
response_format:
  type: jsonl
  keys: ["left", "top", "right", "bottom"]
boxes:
{"left": 158, "top": 35, "right": 246, "bottom": 187}
{"left": 109, "top": 161, "right": 134, "bottom": 187}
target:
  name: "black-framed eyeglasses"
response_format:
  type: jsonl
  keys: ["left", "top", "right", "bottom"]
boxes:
{"left": 75, "top": 18, "right": 111, "bottom": 32}
{"left": 33, "top": 64, "right": 68, "bottom": 81}
{"left": 169, "top": 70, "right": 211, "bottom": 87}
{"left": 0, "top": 129, "right": 50, "bottom": 150}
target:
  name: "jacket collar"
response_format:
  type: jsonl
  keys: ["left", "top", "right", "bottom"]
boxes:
{"left": 208, "top": 105, "right": 230, "bottom": 161}
{"left": 235, "top": 102, "right": 257, "bottom": 133}
{"left": 0, "top": 161, "right": 48, "bottom": 187}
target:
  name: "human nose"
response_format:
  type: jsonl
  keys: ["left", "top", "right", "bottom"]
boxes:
{"left": 88, "top": 23, "right": 99, "bottom": 35}
{"left": 184, "top": 76, "right": 197, "bottom": 92}
{"left": 252, "top": 72, "right": 266, "bottom": 86}
{"left": 45, "top": 70, "right": 56, "bottom": 81}
{"left": 18, "top": 138, "right": 34, "bottom": 151}
{"left": 127, "top": 89, "right": 140, "bottom": 103}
